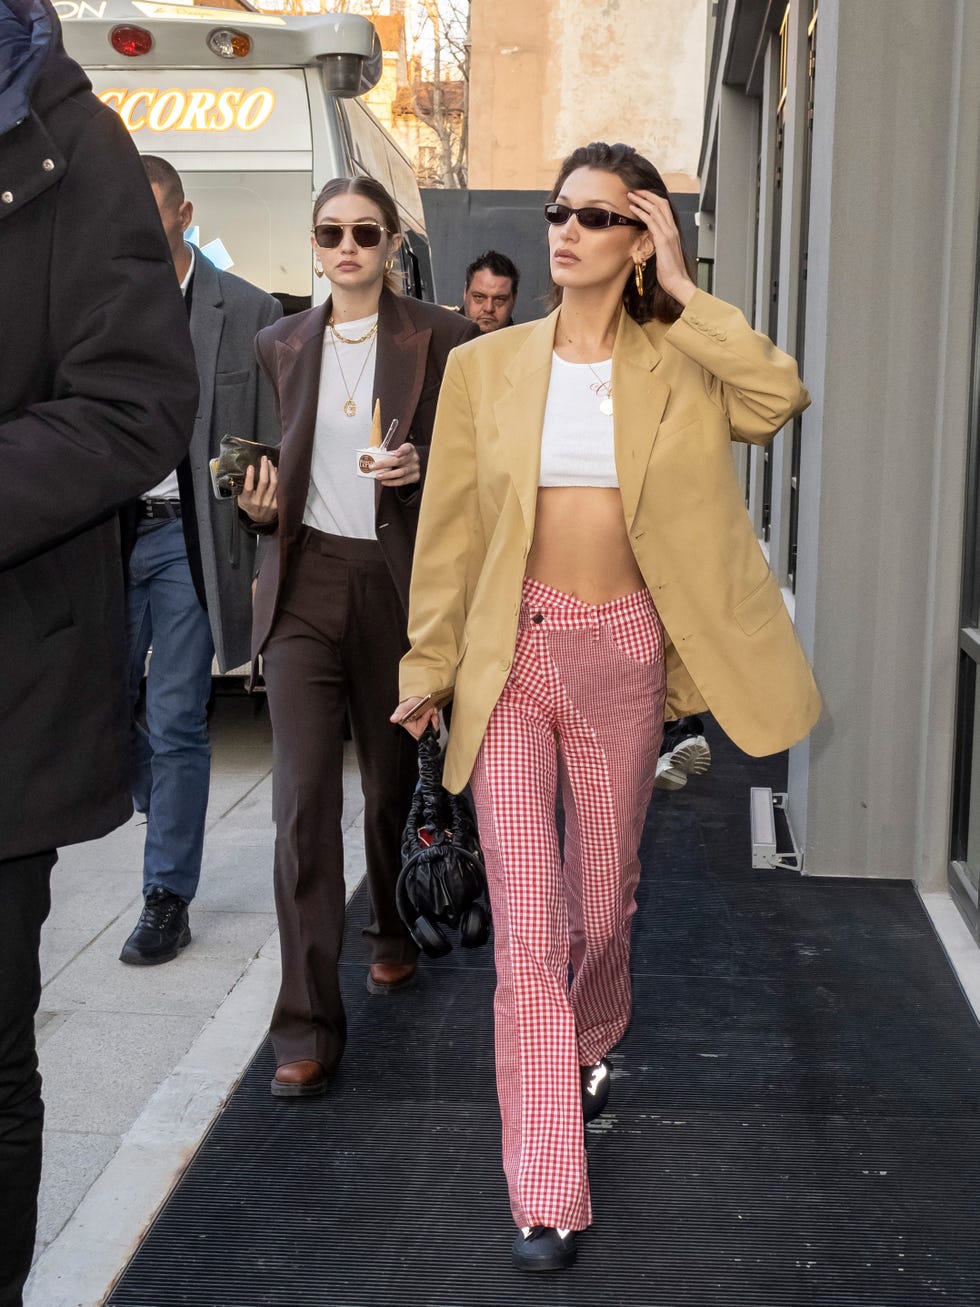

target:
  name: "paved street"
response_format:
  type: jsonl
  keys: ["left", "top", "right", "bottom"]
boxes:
{"left": 26, "top": 691, "right": 366, "bottom": 1307}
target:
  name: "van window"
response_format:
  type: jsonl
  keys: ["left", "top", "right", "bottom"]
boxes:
{"left": 342, "top": 99, "right": 425, "bottom": 233}
{"left": 344, "top": 99, "right": 393, "bottom": 194}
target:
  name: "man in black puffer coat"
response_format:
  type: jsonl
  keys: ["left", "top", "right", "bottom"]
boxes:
{"left": 0, "top": 2, "right": 199, "bottom": 1299}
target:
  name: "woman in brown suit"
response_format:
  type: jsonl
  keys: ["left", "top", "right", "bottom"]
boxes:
{"left": 240, "top": 177, "right": 476, "bottom": 1099}
{"left": 393, "top": 142, "right": 820, "bottom": 1270}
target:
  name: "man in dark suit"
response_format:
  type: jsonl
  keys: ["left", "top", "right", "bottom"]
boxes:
{"left": 0, "top": 3, "right": 199, "bottom": 1301}
{"left": 118, "top": 156, "right": 282, "bottom": 967}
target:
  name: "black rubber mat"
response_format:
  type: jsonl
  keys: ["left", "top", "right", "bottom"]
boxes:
{"left": 106, "top": 725, "right": 980, "bottom": 1306}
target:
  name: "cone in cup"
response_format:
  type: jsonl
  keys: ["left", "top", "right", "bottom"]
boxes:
{"left": 355, "top": 401, "right": 395, "bottom": 478}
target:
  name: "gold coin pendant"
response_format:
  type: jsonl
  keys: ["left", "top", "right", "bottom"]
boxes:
{"left": 344, "top": 399, "right": 357, "bottom": 418}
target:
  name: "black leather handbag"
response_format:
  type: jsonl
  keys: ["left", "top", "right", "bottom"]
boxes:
{"left": 209, "top": 435, "right": 280, "bottom": 498}
{"left": 396, "top": 728, "right": 490, "bottom": 957}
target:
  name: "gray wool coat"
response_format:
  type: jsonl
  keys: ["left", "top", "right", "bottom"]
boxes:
{"left": 182, "top": 247, "right": 282, "bottom": 671}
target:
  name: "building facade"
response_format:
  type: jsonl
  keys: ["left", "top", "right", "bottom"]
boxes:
{"left": 468, "top": 0, "right": 706, "bottom": 193}
{"left": 699, "top": 1, "right": 980, "bottom": 944}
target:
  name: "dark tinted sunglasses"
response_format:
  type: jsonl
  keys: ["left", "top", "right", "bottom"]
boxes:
{"left": 544, "top": 203, "right": 646, "bottom": 231}
{"left": 312, "top": 221, "right": 387, "bottom": 249}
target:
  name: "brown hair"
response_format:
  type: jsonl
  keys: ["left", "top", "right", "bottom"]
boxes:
{"left": 547, "top": 141, "right": 695, "bottom": 324}
{"left": 312, "top": 176, "right": 403, "bottom": 294}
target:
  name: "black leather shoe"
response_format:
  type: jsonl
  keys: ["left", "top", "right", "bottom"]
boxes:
{"left": 119, "top": 888, "right": 191, "bottom": 965}
{"left": 512, "top": 1226, "right": 577, "bottom": 1271}
{"left": 581, "top": 1057, "right": 611, "bottom": 1122}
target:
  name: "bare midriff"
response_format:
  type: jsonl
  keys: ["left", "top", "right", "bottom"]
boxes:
{"left": 525, "top": 487, "right": 647, "bottom": 604}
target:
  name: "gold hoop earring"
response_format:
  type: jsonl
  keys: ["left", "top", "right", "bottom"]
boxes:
{"left": 634, "top": 260, "right": 645, "bottom": 297}
{"left": 314, "top": 257, "right": 324, "bottom": 280}
{"left": 384, "top": 257, "right": 395, "bottom": 273}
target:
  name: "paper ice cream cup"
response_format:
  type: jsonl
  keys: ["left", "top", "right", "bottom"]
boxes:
{"left": 355, "top": 448, "right": 396, "bottom": 478}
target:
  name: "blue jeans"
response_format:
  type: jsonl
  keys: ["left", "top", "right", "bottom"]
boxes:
{"left": 126, "top": 518, "right": 214, "bottom": 903}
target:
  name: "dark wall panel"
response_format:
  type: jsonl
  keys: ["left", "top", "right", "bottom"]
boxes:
{"left": 423, "top": 189, "right": 699, "bottom": 325}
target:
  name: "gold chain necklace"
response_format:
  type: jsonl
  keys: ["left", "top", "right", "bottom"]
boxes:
{"left": 329, "top": 329, "right": 377, "bottom": 418}
{"left": 328, "top": 318, "right": 379, "bottom": 346}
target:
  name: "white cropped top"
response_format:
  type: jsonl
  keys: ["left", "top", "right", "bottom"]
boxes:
{"left": 538, "top": 354, "right": 618, "bottom": 488}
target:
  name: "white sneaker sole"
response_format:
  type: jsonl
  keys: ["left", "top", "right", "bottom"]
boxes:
{"left": 654, "top": 758, "right": 687, "bottom": 791}
{"left": 654, "top": 735, "right": 711, "bottom": 791}
{"left": 670, "top": 736, "right": 711, "bottom": 776}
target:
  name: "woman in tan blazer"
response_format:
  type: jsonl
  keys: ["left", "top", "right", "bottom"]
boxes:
{"left": 393, "top": 142, "right": 820, "bottom": 1271}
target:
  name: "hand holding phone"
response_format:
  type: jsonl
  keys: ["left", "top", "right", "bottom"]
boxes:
{"left": 391, "top": 687, "right": 453, "bottom": 737}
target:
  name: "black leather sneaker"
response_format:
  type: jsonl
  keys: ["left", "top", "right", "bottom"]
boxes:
{"left": 119, "top": 888, "right": 191, "bottom": 965}
{"left": 512, "top": 1226, "right": 577, "bottom": 1271}
{"left": 581, "top": 1057, "right": 611, "bottom": 1122}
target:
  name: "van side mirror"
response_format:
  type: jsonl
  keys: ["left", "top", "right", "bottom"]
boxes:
{"left": 318, "top": 27, "right": 383, "bottom": 98}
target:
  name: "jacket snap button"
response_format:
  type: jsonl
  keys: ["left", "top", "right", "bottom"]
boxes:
{"left": 1, "top": 191, "right": 12, "bottom": 204}
{"left": 531, "top": 613, "right": 544, "bottom": 624}
{"left": 42, "top": 158, "right": 55, "bottom": 171}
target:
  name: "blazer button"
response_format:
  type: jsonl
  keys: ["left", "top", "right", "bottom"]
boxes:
{"left": 531, "top": 613, "right": 544, "bottom": 624}
{"left": 1, "top": 191, "right": 13, "bottom": 204}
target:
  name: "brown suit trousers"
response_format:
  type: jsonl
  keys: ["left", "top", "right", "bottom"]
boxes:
{"left": 262, "top": 528, "right": 419, "bottom": 1070}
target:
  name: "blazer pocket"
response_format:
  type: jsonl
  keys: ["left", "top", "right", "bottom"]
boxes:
{"left": 733, "top": 574, "right": 783, "bottom": 636}
{"left": 216, "top": 369, "right": 250, "bottom": 385}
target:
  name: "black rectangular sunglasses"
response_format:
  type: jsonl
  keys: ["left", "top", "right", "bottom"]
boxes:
{"left": 312, "top": 221, "right": 386, "bottom": 249}
{"left": 544, "top": 203, "right": 646, "bottom": 230}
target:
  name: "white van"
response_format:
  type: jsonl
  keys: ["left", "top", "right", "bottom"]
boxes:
{"left": 59, "top": 0, "right": 436, "bottom": 308}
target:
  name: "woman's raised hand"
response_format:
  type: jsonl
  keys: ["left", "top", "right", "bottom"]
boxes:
{"left": 627, "top": 190, "right": 696, "bottom": 307}
{"left": 374, "top": 442, "right": 421, "bottom": 488}
{"left": 239, "top": 455, "right": 278, "bottom": 524}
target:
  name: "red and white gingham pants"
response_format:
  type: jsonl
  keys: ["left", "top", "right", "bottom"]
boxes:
{"left": 469, "top": 578, "right": 666, "bottom": 1231}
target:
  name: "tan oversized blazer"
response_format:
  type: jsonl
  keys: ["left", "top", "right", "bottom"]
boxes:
{"left": 400, "top": 288, "right": 822, "bottom": 793}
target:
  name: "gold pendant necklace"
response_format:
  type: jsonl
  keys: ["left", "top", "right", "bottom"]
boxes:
{"left": 329, "top": 329, "right": 377, "bottom": 418}
{"left": 586, "top": 362, "right": 614, "bottom": 416}
{"left": 329, "top": 318, "right": 379, "bottom": 346}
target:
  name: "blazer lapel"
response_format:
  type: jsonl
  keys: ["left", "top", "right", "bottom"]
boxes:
{"left": 373, "top": 289, "right": 431, "bottom": 445}
{"left": 492, "top": 309, "right": 560, "bottom": 540}
{"left": 612, "top": 313, "right": 670, "bottom": 530}
{"left": 274, "top": 302, "right": 327, "bottom": 539}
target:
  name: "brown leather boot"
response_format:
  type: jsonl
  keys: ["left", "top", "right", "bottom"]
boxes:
{"left": 270, "top": 1059, "right": 329, "bottom": 1098}
{"left": 366, "top": 960, "right": 417, "bottom": 994}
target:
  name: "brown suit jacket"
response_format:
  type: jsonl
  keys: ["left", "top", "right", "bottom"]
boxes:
{"left": 250, "top": 290, "right": 478, "bottom": 657}
{"left": 400, "top": 289, "right": 823, "bottom": 792}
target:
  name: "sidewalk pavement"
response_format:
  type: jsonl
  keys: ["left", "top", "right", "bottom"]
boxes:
{"left": 25, "top": 691, "right": 367, "bottom": 1307}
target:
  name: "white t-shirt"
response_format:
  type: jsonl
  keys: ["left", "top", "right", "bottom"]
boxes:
{"left": 144, "top": 247, "right": 195, "bottom": 502}
{"left": 303, "top": 314, "right": 379, "bottom": 540}
{"left": 538, "top": 353, "right": 618, "bottom": 488}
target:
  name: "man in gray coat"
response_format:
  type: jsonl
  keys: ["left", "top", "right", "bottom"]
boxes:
{"left": 119, "top": 155, "right": 282, "bottom": 966}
